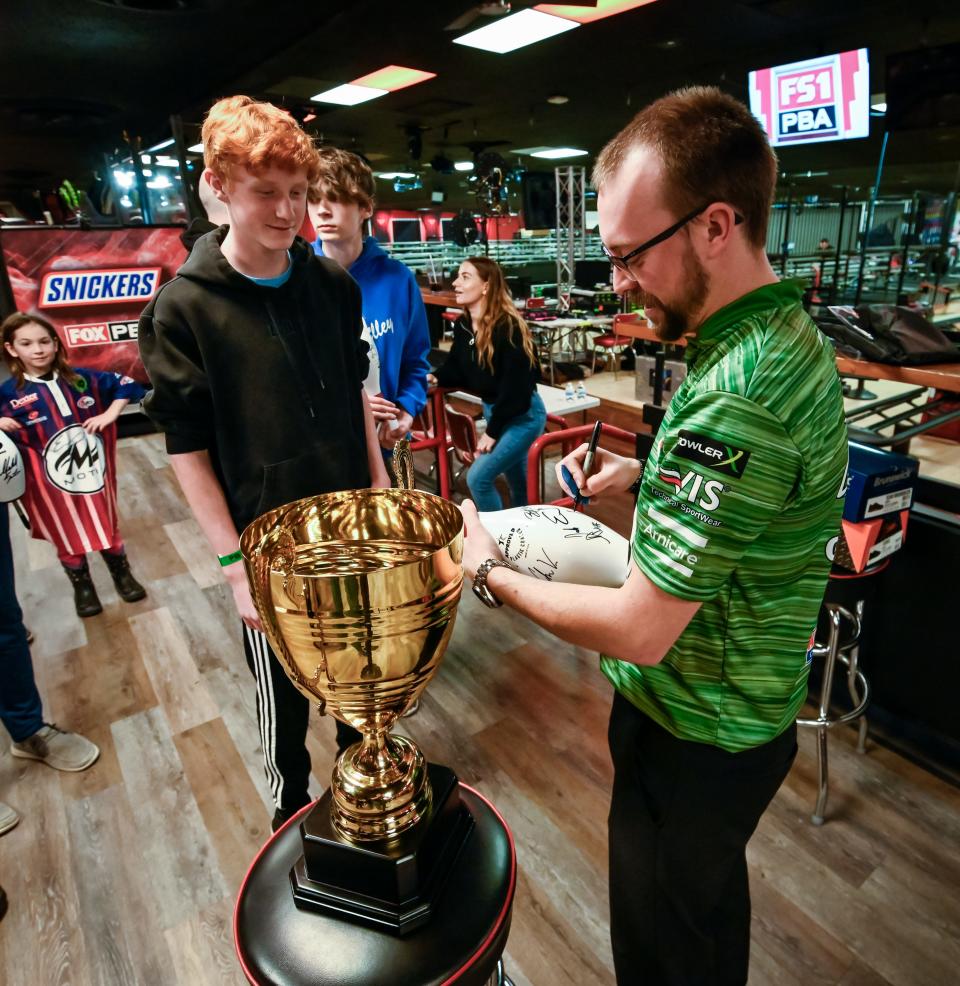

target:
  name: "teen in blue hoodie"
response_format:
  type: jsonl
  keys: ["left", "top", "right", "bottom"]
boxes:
{"left": 307, "top": 149, "right": 430, "bottom": 446}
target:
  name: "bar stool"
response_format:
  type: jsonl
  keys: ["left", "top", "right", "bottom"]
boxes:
{"left": 798, "top": 601, "right": 870, "bottom": 825}
{"left": 797, "top": 556, "right": 891, "bottom": 825}
{"left": 235, "top": 784, "right": 517, "bottom": 986}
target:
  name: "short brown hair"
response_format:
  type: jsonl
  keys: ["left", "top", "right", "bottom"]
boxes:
{"left": 593, "top": 86, "right": 777, "bottom": 249}
{"left": 308, "top": 148, "right": 376, "bottom": 212}
{"left": 202, "top": 95, "right": 320, "bottom": 184}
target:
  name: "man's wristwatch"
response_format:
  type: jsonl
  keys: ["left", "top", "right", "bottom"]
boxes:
{"left": 472, "top": 558, "right": 514, "bottom": 609}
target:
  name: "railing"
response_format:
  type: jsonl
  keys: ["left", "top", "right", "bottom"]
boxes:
{"left": 384, "top": 235, "right": 607, "bottom": 272}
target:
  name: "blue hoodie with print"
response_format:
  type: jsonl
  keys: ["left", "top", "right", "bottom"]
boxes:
{"left": 312, "top": 235, "right": 431, "bottom": 417}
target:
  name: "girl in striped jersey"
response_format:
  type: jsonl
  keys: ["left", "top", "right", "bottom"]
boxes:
{"left": 0, "top": 312, "right": 147, "bottom": 617}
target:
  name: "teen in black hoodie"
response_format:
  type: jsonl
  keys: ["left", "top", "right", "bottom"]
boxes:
{"left": 138, "top": 96, "right": 390, "bottom": 829}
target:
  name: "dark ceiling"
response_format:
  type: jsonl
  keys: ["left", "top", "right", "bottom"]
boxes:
{"left": 2, "top": 0, "right": 960, "bottom": 210}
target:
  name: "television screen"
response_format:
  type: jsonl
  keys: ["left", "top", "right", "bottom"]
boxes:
{"left": 391, "top": 218, "right": 421, "bottom": 243}
{"left": 887, "top": 43, "right": 960, "bottom": 132}
{"left": 749, "top": 48, "right": 870, "bottom": 147}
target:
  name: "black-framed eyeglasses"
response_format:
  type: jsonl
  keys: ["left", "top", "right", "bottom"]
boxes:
{"left": 601, "top": 204, "right": 744, "bottom": 272}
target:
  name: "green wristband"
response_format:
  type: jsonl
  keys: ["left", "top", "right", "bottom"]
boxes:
{"left": 218, "top": 549, "right": 243, "bottom": 568}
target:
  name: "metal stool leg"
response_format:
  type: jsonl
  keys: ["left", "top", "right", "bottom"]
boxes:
{"left": 849, "top": 599, "right": 868, "bottom": 755}
{"left": 812, "top": 607, "right": 842, "bottom": 825}
{"left": 483, "top": 959, "right": 514, "bottom": 986}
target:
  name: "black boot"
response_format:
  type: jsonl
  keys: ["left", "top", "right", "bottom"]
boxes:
{"left": 62, "top": 560, "right": 103, "bottom": 618}
{"left": 102, "top": 552, "right": 146, "bottom": 603}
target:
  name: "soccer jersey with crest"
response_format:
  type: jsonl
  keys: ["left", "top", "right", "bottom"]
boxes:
{"left": 601, "top": 280, "right": 848, "bottom": 752}
{"left": 0, "top": 368, "right": 145, "bottom": 556}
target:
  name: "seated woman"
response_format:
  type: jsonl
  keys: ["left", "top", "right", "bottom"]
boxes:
{"left": 430, "top": 256, "right": 545, "bottom": 511}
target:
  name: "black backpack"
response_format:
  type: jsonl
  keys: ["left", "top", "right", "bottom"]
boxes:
{"left": 816, "top": 305, "right": 960, "bottom": 365}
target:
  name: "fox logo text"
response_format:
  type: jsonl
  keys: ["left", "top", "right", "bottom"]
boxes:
{"left": 657, "top": 467, "right": 724, "bottom": 512}
{"left": 65, "top": 321, "right": 139, "bottom": 347}
{"left": 40, "top": 268, "right": 161, "bottom": 309}
{"left": 43, "top": 425, "right": 106, "bottom": 494}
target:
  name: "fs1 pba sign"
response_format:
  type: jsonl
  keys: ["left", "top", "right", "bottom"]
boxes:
{"left": 748, "top": 49, "right": 869, "bottom": 147}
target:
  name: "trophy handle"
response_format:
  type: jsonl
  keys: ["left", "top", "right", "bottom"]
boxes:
{"left": 393, "top": 437, "right": 415, "bottom": 491}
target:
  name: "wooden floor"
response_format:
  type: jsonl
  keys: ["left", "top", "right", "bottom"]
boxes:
{"left": 0, "top": 432, "right": 958, "bottom": 986}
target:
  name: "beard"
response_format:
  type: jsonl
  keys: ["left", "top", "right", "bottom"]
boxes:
{"left": 642, "top": 246, "right": 710, "bottom": 342}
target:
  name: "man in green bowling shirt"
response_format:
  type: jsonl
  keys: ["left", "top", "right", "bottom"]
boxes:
{"left": 460, "top": 86, "right": 847, "bottom": 985}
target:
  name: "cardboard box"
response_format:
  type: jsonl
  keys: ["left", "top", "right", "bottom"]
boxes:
{"left": 843, "top": 443, "right": 918, "bottom": 523}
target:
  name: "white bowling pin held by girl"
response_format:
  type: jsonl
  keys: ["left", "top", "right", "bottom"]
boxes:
{"left": 478, "top": 505, "right": 630, "bottom": 587}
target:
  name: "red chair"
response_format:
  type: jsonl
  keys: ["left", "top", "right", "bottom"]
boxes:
{"left": 591, "top": 332, "right": 634, "bottom": 380}
{"left": 444, "top": 405, "right": 479, "bottom": 488}
{"left": 441, "top": 310, "right": 460, "bottom": 340}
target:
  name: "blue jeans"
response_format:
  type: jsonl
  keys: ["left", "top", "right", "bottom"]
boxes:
{"left": 468, "top": 392, "right": 547, "bottom": 512}
{"left": 0, "top": 505, "right": 43, "bottom": 742}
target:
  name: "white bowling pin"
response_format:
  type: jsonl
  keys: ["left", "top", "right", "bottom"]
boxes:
{"left": 478, "top": 505, "right": 630, "bottom": 587}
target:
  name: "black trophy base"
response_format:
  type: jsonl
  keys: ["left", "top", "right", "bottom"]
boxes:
{"left": 291, "top": 763, "right": 474, "bottom": 935}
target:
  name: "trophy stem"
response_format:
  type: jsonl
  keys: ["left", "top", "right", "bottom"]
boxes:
{"left": 331, "top": 729, "right": 432, "bottom": 842}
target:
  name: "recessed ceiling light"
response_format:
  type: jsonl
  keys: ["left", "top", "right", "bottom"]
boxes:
{"left": 187, "top": 143, "right": 203, "bottom": 154}
{"left": 376, "top": 172, "right": 417, "bottom": 180}
{"left": 534, "top": 1, "right": 658, "bottom": 24}
{"left": 454, "top": 9, "right": 579, "bottom": 54}
{"left": 530, "top": 146, "right": 588, "bottom": 159}
{"left": 870, "top": 101, "right": 887, "bottom": 113}
{"left": 351, "top": 65, "right": 436, "bottom": 92}
{"left": 455, "top": 161, "right": 475, "bottom": 171}
{"left": 311, "top": 84, "right": 388, "bottom": 106}
{"left": 547, "top": 94, "right": 570, "bottom": 105}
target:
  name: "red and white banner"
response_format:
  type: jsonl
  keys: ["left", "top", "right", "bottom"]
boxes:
{"left": 749, "top": 48, "right": 870, "bottom": 147}
{"left": 1, "top": 226, "right": 186, "bottom": 383}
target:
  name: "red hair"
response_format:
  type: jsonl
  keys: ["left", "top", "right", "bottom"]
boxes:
{"left": 202, "top": 95, "right": 320, "bottom": 184}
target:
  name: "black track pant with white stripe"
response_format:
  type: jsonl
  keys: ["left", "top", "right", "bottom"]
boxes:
{"left": 242, "top": 624, "right": 361, "bottom": 813}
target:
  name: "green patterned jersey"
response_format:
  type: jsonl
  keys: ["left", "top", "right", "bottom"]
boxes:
{"left": 601, "top": 280, "right": 847, "bottom": 752}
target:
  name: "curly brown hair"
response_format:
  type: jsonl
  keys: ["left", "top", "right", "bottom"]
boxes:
{"left": 307, "top": 147, "right": 376, "bottom": 212}
{"left": 593, "top": 86, "right": 777, "bottom": 250}
{"left": 1, "top": 312, "right": 80, "bottom": 390}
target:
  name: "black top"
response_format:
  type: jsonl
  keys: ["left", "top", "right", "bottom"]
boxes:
{"left": 138, "top": 227, "right": 371, "bottom": 531}
{"left": 433, "top": 315, "right": 539, "bottom": 440}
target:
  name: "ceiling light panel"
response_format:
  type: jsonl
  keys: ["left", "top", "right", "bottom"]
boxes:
{"left": 454, "top": 9, "right": 579, "bottom": 54}
{"left": 351, "top": 65, "right": 436, "bottom": 92}
{"left": 534, "top": 1, "right": 658, "bottom": 24}
{"left": 311, "top": 84, "right": 388, "bottom": 105}
{"left": 530, "top": 147, "right": 589, "bottom": 159}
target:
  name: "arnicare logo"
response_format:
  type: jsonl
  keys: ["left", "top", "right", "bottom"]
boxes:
{"left": 40, "top": 268, "right": 161, "bottom": 309}
{"left": 672, "top": 430, "right": 751, "bottom": 478}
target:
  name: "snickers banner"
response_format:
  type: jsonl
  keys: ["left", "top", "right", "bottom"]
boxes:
{"left": 1, "top": 226, "right": 186, "bottom": 383}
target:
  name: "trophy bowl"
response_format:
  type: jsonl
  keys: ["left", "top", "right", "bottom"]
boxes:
{"left": 241, "top": 487, "right": 464, "bottom": 844}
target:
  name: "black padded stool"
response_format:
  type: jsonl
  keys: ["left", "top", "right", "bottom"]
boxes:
{"left": 235, "top": 784, "right": 516, "bottom": 986}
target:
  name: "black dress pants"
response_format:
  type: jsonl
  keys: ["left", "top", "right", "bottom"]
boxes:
{"left": 607, "top": 691, "right": 797, "bottom": 986}
{"left": 242, "top": 625, "right": 361, "bottom": 813}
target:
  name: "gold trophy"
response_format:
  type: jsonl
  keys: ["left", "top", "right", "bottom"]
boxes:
{"left": 240, "top": 441, "right": 471, "bottom": 934}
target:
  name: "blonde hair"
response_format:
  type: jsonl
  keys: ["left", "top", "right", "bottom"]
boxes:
{"left": 202, "top": 95, "right": 320, "bottom": 184}
{"left": 463, "top": 256, "right": 537, "bottom": 372}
